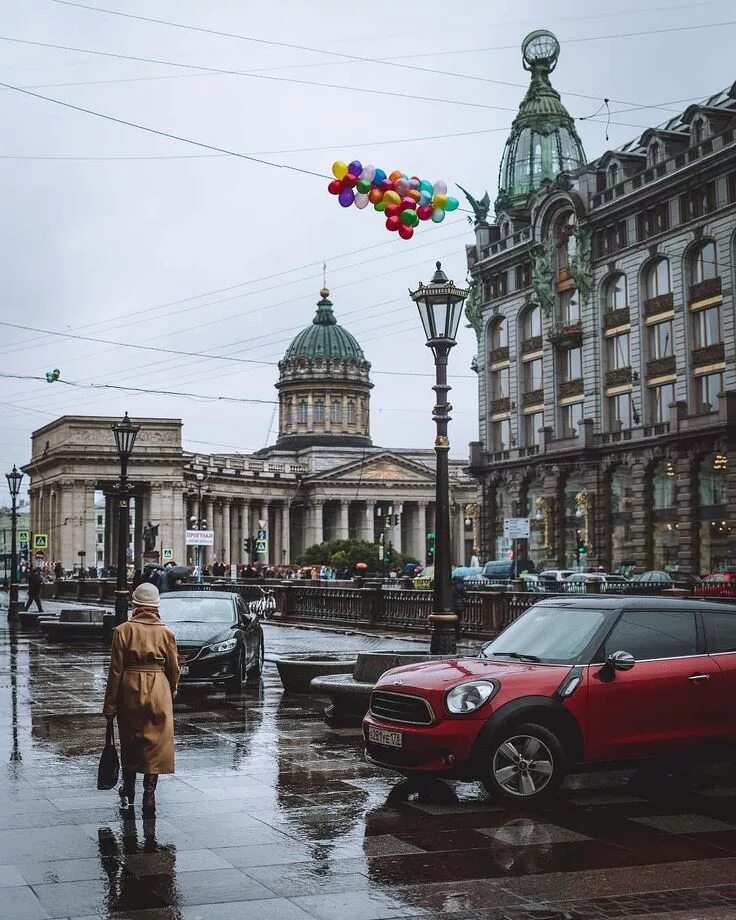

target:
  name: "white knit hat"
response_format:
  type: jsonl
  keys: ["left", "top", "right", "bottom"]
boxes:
{"left": 131, "top": 582, "right": 160, "bottom": 608}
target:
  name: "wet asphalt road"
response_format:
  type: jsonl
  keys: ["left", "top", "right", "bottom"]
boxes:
{"left": 2, "top": 616, "right": 736, "bottom": 919}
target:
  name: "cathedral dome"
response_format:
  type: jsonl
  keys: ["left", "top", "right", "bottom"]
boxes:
{"left": 497, "top": 30, "right": 586, "bottom": 213}
{"left": 283, "top": 289, "right": 365, "bottom": 361}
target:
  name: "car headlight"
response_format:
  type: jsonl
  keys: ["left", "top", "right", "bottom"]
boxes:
{"left": 208, "top": 638, "right": 238, "bottom": 654}
{"left": 445, "top": 680, "right": 497, "bottom": 714}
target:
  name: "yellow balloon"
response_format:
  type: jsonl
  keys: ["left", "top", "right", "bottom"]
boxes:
{"left": 384, "top": 190, "right": 401, "bottom": 206}
{"left": 433, "top": 193, "right": 448, "bottom": 209}
{"left": 332, "top": 160, "right": 348, "bottom": 180}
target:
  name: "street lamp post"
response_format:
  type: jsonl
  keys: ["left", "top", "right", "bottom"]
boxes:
{"left": 189, "top": 472, "right": 208, "bottom": 583}
{"left": 410, "top": 262, "right": 468, "bottom": 655}
{"left": 5, "top": 465, "right": 24, "bottom": 621}
{"left": 111, "top": 413, "right": 140, "bottom": 626}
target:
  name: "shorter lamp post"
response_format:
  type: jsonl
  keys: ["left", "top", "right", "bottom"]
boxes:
{"left": 410, "top": 262, "right": 468, "bottom": 655}
{"left": 189, "top": 472, "right": 209, "bottom": 583}
{"left": 5, "top": 465, "right": 24, "bottom": 621}
{"left": 112, "top": 413, "right": 140, "bottom": 626}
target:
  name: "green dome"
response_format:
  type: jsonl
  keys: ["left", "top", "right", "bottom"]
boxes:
{"left": 284, "top": 288, "right": 365, "bottom": 361}
{"left": 497, "top": 30, "right": 586, "bottom": 212}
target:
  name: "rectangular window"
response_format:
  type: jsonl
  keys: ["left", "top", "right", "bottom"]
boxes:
{"left": 314, "top": 401, "right": 325, "bottom": 423}
{"left": 648, "top": 319, "right": 673, "bottom": 359}
{"left": 523, "top": 358, "right": 543, "bottom": 391}
{"left": 492, "top": 366, "right": 510, "bottom": 399}
{"left": 561, "top": 401, "right": 583, "bottom": 438}
{"left": 96, "top": 514, "right": 103, "bottom": 526}
{"left": 693, "top": 305, "right": 722, "bottom": 347}
{"left": 650, "top": 382, "right": 675, "bottom": 423}
{"left": 606, "top": 332, "right": 630, "bottom": 370}
{"left": 330, "top": 401, "right": 342, "bottom": 424}
{"left": 515, "top": 262, "right": 532, "bottom": 290}
{"left": 560, "top": 290, "right": 580, "bottom": 325}
{"left": 298, "top": 402, "right": 308, "bottom": 424}
{"left": 97, "top": 533, "right": 103, "bottom": 544}
{"left": 729, "top": 173, "right": 736, "bottom": 205}
{"left": 347, "top": 401, "right": 356, "bottom": 424}
{"left": 562, "top": 347, "right": 582, "bottom": 382}
{"left": 696, "top": 372, "right": 723, "bottom": 414}
{"left": 524, "top": 411, "right": 543, "bottom": 447}
{"left": 489, "top": 273, "right": 508, "bottom": 299}
{"left": 637, "top": 202, "right": 670, "bottom": 241}
{"left": 492, "top": 418, "right": 511, "bottom": 452}
{"left": 608, "top": 392, "right": 632, "bottom": 430}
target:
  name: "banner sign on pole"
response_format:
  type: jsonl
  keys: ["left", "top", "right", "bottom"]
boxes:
{"left": 503, "top": 518, "right": 530, "bottom": 540}
{"left": 185, "top": 530, "right": 214, "bottom": 547}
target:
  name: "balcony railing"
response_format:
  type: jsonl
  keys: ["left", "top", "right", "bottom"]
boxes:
{"left": 559, "top": 378, "right": 584, "bottom": 399}
{"left": 548, "top": 322, "right": 583, "bottom": 348}
{"left": 647, "top": 356, "right": 676, "bottom": 378}
{"left": 490, "top": 397, "right": 511, "bottom": 415}
{"left": 605, "top": 367, "right": 632, "bottom": 388}
{"left": 604, "top": 307, "right": 630, "bottom": 329}
{"left": 522, "top": 388, "right": 544, "bottom": 408}
{"left": 489, "top": 346, "right": 510, "bottom": 364}
{"left": 521, "top": 335, "right": 543, "bottom": 356}
{"left": 692, "top": 342, "right": 725, "bottom": 367}
{"left": 689, "top": 276, "right": 722, "bottom": 304}
{"left": 644, "top": 292, "right": 674, "bottom": 317}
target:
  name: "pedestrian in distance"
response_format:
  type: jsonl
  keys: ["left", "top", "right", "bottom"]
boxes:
{"left": 25, "top": 566, "right": 44, "bottom": 612}
{"left": 103, "top": 583, "right": 180, "bottom": 818}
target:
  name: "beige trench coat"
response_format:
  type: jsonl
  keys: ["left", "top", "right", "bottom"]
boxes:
{"left": 103, "top": 607, "right": 180, "bottom": 774}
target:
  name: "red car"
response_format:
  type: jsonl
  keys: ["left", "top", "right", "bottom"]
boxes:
{"left": 363, "top": 596, "right": 736, "bottom": 804}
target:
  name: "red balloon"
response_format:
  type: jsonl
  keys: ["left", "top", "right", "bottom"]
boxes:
{"left": 385, "top": 204, "right": 400, "bottom": 218}
{"left": 400, "top": 197, "right": 416, "bottom": 211}
{"left": 385, "top": 215, "right": 401, "bottom": 232}
{"left": 327, "top": 179, "right": 343, "bottom": 195}
{"left": 398, "top": 224, "right": 414, "bottom": 240}
{"left": 417, "top": 205, "right": 433, "bottom": 221}
{"left": 343, "top": 173, "right": 358, "bottom": 188}
{"left": 379, "top": 179, "right": 394, "bottom": 192}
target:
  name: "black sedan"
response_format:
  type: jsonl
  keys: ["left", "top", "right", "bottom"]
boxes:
{"left": 159, "top": 590, "right": 264, "bottom": 690}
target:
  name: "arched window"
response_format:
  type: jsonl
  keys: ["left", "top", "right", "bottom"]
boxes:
{"left": 330, "top": 400, "right": 342, "bottom": 424}
{"left": 314, "top": 400, "right": 325, "bottom": 423}
{"left": 521, "top": 304, "right": 542, "bottom": 340}
{"left": 700, "top": 453, "right": 728, "bottom": 507}
{"left": 555, "top": 212, "right": 576, "bottom": 274}
{"left": 608, "top": 162, "right": 619, "bottom": 187}
{"left": 692, "top": 118, "right": 704, "bottom": 145}
{"left": 490, "top": 317, "right": 508, "bottom": 351}
{"left": 605, "top": 273, "right": 628, "bottom": 311}
{"left": 347, "top": 400, "right": 356, "bottom": 425}
{"left": 652, "top": 460, "right": 676, "bottom": 510}
{"left": 297, "top": 401, "right": 308, "bottom": 424}
{"left": 690, "top": 240, "right": 718, "bottom": 285}
{"left": 645, "top": 258, "right": 671, "bottom": 299}
{"left": 649, "top": 142, "right": 660, "bottom": 166}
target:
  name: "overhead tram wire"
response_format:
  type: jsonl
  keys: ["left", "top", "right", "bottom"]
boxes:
{"left": 46, "top": 0, "right": 733, "bottom": 115}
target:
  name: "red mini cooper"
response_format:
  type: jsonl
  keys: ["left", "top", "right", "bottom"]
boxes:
{"left": 363, "top": 596, "right": 736, "bottom": 804}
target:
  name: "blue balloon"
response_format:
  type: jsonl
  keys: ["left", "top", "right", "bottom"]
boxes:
{"left": 373, "top": 168, "right": 386, "bottom": 186}
{"left": 431, "top": 208, "right": 446, "bottom": 223}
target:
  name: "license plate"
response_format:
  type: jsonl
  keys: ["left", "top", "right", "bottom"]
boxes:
{"left": 180, "top": 665, "right": 189, "bottom": 676}
{"left": 368, "top": 725, "right": 402, "bottom": 748}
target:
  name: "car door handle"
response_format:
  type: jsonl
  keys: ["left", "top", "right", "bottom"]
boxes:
{"left": 688, "top": 674, "right": 710, "bottom": 682}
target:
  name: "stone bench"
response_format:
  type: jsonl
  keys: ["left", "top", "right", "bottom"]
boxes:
{"left": 310, "top": 651, "right": 453, "bottom": 723}
{"left": 44, "top": 609, "right": 114, "bottom": 640}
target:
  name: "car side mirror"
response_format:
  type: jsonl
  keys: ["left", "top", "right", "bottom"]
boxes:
{"left": 597, "top": 650, "right": 635, "bottom": 682}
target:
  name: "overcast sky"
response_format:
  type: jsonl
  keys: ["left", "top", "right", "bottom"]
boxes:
{"left": 0, "top": 0, "right": 734, "bottom": 503}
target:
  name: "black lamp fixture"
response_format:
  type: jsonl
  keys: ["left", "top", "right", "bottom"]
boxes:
{"left": 5, "top": 465, "right": 24, "bottom": 620}
{"left": 111, "top": 412, "right": 140, "bottom": 626}
{"left": 410, "top": 262, "right": 469, "bottom": 655}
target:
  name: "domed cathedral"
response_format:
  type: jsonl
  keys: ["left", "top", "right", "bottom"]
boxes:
{"left": 466, "top": 28, "right": 736, "bottom": 578}
{"left": 275, "top": 287, "right": 373, "bottom": 449}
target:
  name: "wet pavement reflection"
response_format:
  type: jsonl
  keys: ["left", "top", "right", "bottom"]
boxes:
{"left": 2, "top": 619, "right": 736, "bottom": 918}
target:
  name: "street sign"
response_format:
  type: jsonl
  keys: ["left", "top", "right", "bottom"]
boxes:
{"left": 162, "top": 548, "right": 174, "bottom": 561}
{"left": 35, "top": 551, "right": 45, "bottom": 560}
{"left": 254, "top": 528, "right": 268, "bottom": 555}
{"left": 33, "top": 534, "right": 48, "bottom": 550}
{"left": 185, "top": 530, "right": 214, "bottom": 546}
{"left": 18, "top": 531, "right": 29, "bottom": 545}
{"left": 503, "top": 518, "right": 530, "bottom": 539}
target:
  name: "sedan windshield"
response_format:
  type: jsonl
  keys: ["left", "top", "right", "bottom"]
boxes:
{"left": 480, "top": 604, "right": 611, "bottom": 665}
{"left": 159, "top": 596, "right": 235, "bottom": 624}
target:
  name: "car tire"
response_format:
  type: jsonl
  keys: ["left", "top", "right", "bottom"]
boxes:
{"left": 480, "top": 722, "right": 565, "bottom": 806}
{"left": 225, "top": 647, "right": 247, "bottom": 692}
{"left": 247, "top": 637, "right": 264, "bottom": 681}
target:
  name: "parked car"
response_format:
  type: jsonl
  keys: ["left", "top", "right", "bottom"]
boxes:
{"left": 480, "top": 559, "right": 537, "bottom": 582}
{"left": 538, "top": 569, "right": 576, "bottom": 591}
{"left": 631, "top": 570, "right": 700, "bottom": 586}
{"left": 703, "top": 572, "right": 736, "bottom": 583}
{"left": 562, "top": 573, "right": 629, "bottom": 593}
{"left": 159, "top": 590, "right": 264, "bottom": 690}
{"left": 363, "top": 595, "right": 736, "bottom": 805}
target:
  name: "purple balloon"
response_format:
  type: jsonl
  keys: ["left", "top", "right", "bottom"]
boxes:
{"left": 338, "top": 187, "right": 355, "bottom": 207}
{"left": 348, "top": 160, "right": 362, "bottom": 177}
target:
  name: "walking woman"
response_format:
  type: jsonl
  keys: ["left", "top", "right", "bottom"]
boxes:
{"left": 103, "top": 583, "right": 180, "bottom": 817}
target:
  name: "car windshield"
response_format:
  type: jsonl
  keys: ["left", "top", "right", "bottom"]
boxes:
{"left": 479, "top": 604, "right": 611, "bottom": 665}
{"left": 159, "top": 596, "right": 235, "bottom": 624}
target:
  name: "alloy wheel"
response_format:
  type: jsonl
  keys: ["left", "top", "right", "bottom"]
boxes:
{"left": 492, "top": 734, "right": 554, "bottom": 797}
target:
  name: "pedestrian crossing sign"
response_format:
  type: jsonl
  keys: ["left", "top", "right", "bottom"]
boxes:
{"left": 162, "top": 548, "right": 173, "bottom": 561}
{"left": 18, "top": 531, "right": 29, "bottom": 545}
{"left": 33, "top": 534, "right": 48, "bottom": 550}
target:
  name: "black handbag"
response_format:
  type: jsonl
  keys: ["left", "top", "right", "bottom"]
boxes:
{"left": 97, "top": 719, "right": 120, "bottom": 790}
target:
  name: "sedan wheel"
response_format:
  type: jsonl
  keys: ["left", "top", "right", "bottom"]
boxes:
{"left": 481, "top": 723, "right": 565, "bottom": 805}
{"left": 225, "top": 647, "right": 247, "bottom": 692}
{"left": 247, "top": 636, "right": 264, "bottom": 681}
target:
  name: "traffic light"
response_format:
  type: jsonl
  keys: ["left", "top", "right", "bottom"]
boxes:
{"left": 426, "top": 531, "right": 435, "bottom": 564}
{"left": 243, "top": 536, "right": 253, "bottom": 556}
{"left": 576, "top": 531, "right": 586, "bottom": 558}
{"left": 385, "top": 541, "right": 393, "bottom": 563}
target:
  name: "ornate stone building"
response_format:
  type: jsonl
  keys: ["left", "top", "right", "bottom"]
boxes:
{"left": 24, "top": 289, "right": 476, "bottom": 570}
{"left": 464, "top": 29, "right": 736, "bottom": 575}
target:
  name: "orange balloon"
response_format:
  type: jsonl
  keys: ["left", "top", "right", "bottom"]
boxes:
{"left": 368, "top": 187, "right": 383, "bottom": 203}
{"left": 407, "top": 188, "right": 421, "bottom": 202}
{"left": 389, "top": 170, "right": 403, "bottom": 182}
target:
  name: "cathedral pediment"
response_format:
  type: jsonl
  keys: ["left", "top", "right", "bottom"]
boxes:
{"left": 308, "top": 452, "right": 433, "bottom": 484}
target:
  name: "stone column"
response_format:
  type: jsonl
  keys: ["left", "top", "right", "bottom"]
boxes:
{"left": 454, "top": 505, "right": 466, "bottom": 567}
{"left": 282, "top": 503, "right": 291, "bottom": 565}
{"left": 84, "top": 483, "right": 96, "bottom": 572}
{"left": 240, "top": 499, "right": 251, "bottom": 564}
{"left": 674, "top": 452, "right": 699, "bottom": 574}
{"left": 148, "top": 483, "right": 163, "bottom": 557}
{"left": 59, "top": 481, "right": 74, "bottom": 570}
{"left": 133, "top": 492, "right": 144, "bottom": 569}
{"left": 204, "top": 498, "right": 214, "bottom": 565}
{"left": 104, "top": 493, "right": 114, "bottom": 568}
{"left": 392, "top": 504, "right": 402, "bottom": 555}
{"left": 337, "top": 500, "right": 349, "bottom": 541}
{"left": 171, "top": 484, "right": 186, "bottom": 565}
{"left": 414, "top": 501, "right": 428, "bottom": 563}
{"left": 221, "top": 499, "right": 231, "bottom": 564}
{"left": 230, "top": 499, "right": 240, "bottom": 568}
{"left": 311, "top": 500, "right": 324, "bottom": 547}
{"left": 362, "top": 501, "right": 375, "bottom": 542}
{"left": 628, "top": 460, "right": 651, "bottom": 569}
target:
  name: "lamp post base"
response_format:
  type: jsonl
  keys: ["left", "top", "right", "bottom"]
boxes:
{"left": 429, "top": 613, "right": 458, "bottom": 655}
{"left": 7, "top": 584, "right": 21, "bottom": 622}
{"left": 114, "top": 591, "right": 130, "bottom": 627}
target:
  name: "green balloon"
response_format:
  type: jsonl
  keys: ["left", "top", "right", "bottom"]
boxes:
{"left": 407, "top": 210, "right": 419, "bottom": 227}
{"left": 374, "top": 201, "right": 386, "bottom": 212}
{"left": 446, "top": 196, "right": 459, "bottom": 211}
{"left": 357, "top": 178, "right": 371, "bottom": 194}
{"left": 400, "top": 209, "right": 414, "bottom": 225}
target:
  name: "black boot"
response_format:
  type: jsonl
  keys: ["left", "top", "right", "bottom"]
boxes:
{"left": 118, "top": 770, "right": 136, "bottom": 814}
{"left": 142, "top": 774, "right": 158, "bottom": 817}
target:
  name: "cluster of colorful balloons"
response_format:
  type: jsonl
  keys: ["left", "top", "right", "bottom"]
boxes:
{"left": 328, "top": 159, "right": 459, "bottom": 240}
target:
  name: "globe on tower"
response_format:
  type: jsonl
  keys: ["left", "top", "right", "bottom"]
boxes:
{"left": 275, "top": 288, "right": 373, "bottom": 449}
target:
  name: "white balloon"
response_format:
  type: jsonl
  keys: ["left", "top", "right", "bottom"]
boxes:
{"left": 354, "top": 192, "right": 370, "bottom": 209}
{"left": 433, "top": 179, "right": 448, "bottom": 195}
{"left": 360, "top": 165, "right": 376, "bottom": 182}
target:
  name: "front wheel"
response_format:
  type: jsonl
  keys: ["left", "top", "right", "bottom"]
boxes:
{"left": 225, "top": 647, "right": 247, "bottom": 692}
{"left": 480, "top": 723, "right": 565, "bottom": 806}
{"left": 247, "top": 637, "right": 264, "bottom": 681}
